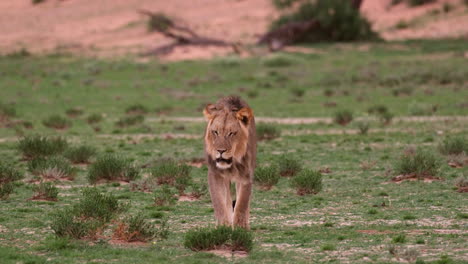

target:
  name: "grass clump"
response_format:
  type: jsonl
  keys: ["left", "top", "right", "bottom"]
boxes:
{"left": 256, "top": 123, "right": 281, "bottom": 141}
{"left": 86, "top": 113, "right": 103, "bottom": 124}
{"left": 42, "top": 115, "right": 72, "bottom": 129}
{"left": 392, "top": 234, "right": 407, "bottom": 243}
{"left": 408, "top": 102, "right": 437, "bottom": 116}
{"left": 290, "top": 169, "right": 323, "bottom": 195}
{"left": 18, "top": 135, "right": 68, "bottom": 159}
{"left": 113, "top": 213, "right": 158, "bottom": 242}
{"left": 278, "top": 155, "right": 302, "bottom": 177}
{"left": 115, "top": 115, "right": 145, "bottom": 127}
{"left": 88, "top": 154, "right": 140, "bottom": 183}
{"left": 64, "top": 145, "right": 96, "bottom": 164}
{"left": 356, "top": 120, "right": 370, "bottom": 135}
{"left": 254, "top": 166, "right": 280, "bottom": 190}
{"left": 65, "top": 108, "right": 84, "bottom": 118}
{"left": 154, "top": 185, "right": 177, "bottom": 206}
{"left": 31, "top": 182, "right": 59, "bottom": 201}
{"left": 0, "top": 102, "right": 16, "bottom": 120}
{"left": 184, "top": 226, "right": 253, "bottom": 252}
{"left": 438, "top": 135, "right": 467, "bottom": 155}
{"left": 334, "top": 109, "right": 353, "bottom": 126}
{"left": 262, "top": 54, "right": 296, "bottom": 67}
{"left": 28, "top": 156, "right": 77, "bottom": 180}
{"left": 151, "top": 159, "right": 192, "bottom": 194}
{"left": 0, "top": 162, "right": 23, "bottom": 199}
{"left": 125, "top": 104, "right": 149, "bottom": 115}
{"left": 394, "top": 148, "right": 441, "bottom": 178}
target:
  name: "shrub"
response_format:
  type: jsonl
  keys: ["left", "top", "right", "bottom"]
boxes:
{"left": 262, "top": 54, "right": 296, "bottom": 67}
{"left": 438, "top": 135, "right": 467, "bottom": 155}
{"left": 356, "top": 121, "right": 370, "bottom": 135}
{"left": 86, "top": 113, "right": 103, "bottom": 124}
{"left": 256, "top": 123, "right": 281, "bottom": 141}
{"left": 394, "top": 148, "right": 441, "bottom": 178}
{"left": 51, "top": 209, "right": 95, "bottom": 239}
{"left": 367, "top": 105, "right": 388, "bottom": 115}
{"left": 392, "top": 234, "right": 407, "bottom": 243}
{"left": 271, "top": 0, "right": 378, "bottom": 42}
{"left": 88, "top": 154, "right": 140, "bottom": 183}
{"left": 125, "top": 104, "right": 149, "bottom": 115}
{"left": 115, "top": 115, "right": 144, "bottom": 127}
{"left": 42, "top": 115, "right": 71, "bottom": 129}
{"left": 278, "top": 155, "right": 302, "bottom": 177}
{"left": 18, "top": 135, "right": 68, "bottom": 159}
{"left": 379, "top": 111, "right": 394, "bottom": 125}
{"left": 31, "top": 182, "right": 59, "bottom": 201}
{"left": 189, "top": 182, "right": 209, "bottom": 198}
{"left": 28, "top": 156, "right": 77, "bottom": 180}
{"left": 64, "top": 145, "right": 96, "bottom": 164}
{"left": 0, "top": 102, "right": 16, "bottom": 120}
{"left": 334, "top": 110, "right": 353, "bottom": 126}
{"left": 151, "top": 159, "right": 192, "bottom": 193}
{"left": 290, "top": 169, "right": 323, "bottom": 195}
{"left": 408, "top": 102, "right": 436, "bottom": 116}
{"left": 113, "top": 213, "right": 157, "bottom": 242}
{"left": 184, "top": 226, "right": 253, "bottom": 252}
{"left": 254, "top": 166, "right": 280, "bottom": 190}
{"left": 75, "top": 188, "right": 125, "bottom": 222}
{"left": 65, "top": 108, "right": 83, "bottom": 118}
{"left": 0, "top": 162, "right": 23, "bottom": 199}
{"left": 154, "top": 185, "right": 177, "bottom": 206}
{"left": 290, "top": 88, "right": 305, "bottom": 98}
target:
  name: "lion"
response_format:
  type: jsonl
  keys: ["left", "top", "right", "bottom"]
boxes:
{"left": 203, "top": 96, "right": 256, "bottom": 229}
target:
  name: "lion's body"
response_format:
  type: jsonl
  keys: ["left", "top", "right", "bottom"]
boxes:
{"left": 203, "top": 96, "right": 256, "bottom": 229}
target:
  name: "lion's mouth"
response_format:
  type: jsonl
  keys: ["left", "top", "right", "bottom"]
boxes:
{"left": 216, "top": 157, "right": 232, "bottom": 165}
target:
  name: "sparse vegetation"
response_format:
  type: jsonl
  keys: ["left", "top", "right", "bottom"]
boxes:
{"left": 256, "top": 123, "right": 281, "bottom": 141}
{"left": 125, "top": 104, "right": 149, "bottom": 115}
{"left": 254, "top": 165, "right": 280, "bottom": 190}
{"left": 394, "top": 148, "right": 441, "bottom": 178}
{"left": 154, "top": 185, "right": 177, "bottom": 206}
{"left": 278, "top": 155, "right": 302, "bottom": 177}
{"left": 88, "top": 154, "right": 140, "bottom": 183}
{"left": 334, "top": 110, "right": 353, "bottom": 126}
{"left": 356, "top": 120, "right": 370, "bottom": 135}
{"left": 86, "top": 113, "right": 103, "bottom": 124}
{"left": 290, "top": 169, "right": 322, "bottom": 195}
{"left": 18, "top": 135, "right": 68, "bottom": 160}
{"left": 151, "top": 159, "right": 191, "bottom": 194}
{"left": 64, "top": 145, "right": 96, "bottom": 164}
{"left": 438, "top": 135, "right": 467, "bottom": 155}
{"left": 184, "top": 226, "right": 253, "bottom": 252}
{"left": 28, "top": 156, "right": 77, "bottom": 180}
{"left": 408, "top": 102, "right": 437, "bottom": 116}
{"left": 115, "top": 115, "right": 145, "bottom": 127}
{"left": 31, "top": 182, "right": 59, "bottom": 201}
{"left": 0, "top": 102, "right": 16, "bottom": 120}
{"left": 0, "top": 162, "right": 23, "bottom": 199}
{"left": 113, "top": 213, "right": 158, "bottom": 242}
{"left": 42, "top": 115, "right": 71, "bottom": 129}
{"left": 65, "top": 108, "right": 84, "bottom": 118}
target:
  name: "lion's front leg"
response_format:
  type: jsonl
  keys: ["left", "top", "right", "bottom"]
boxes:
{"left": 233, "top": 181, "right": 252, "bottom": 229}
{"left": 208, "top": 172, "right": 233, "bottom": 226}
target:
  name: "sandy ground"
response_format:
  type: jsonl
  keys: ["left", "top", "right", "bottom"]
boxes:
{"left": 0, "top": 0, "right": 467, "bottom": 60}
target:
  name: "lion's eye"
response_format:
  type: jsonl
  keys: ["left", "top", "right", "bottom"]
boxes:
{"left": 228, "top": 132, "right": 236, "bottom": 137}
{"left": 212, "top": 130, "right": 218, "bottom": 136}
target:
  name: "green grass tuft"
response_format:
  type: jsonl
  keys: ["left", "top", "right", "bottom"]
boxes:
{"left": 31, "top": 182, "right": 59, "bottom": 201}
{"left": 64, "top": 145, "right": 96, "bottom": 164}
{"left": 88, "top": 154, "right": 139, "bottom": 183}
{"left": 394, "top": 148, "right": 441, "bottom": 178}
{"left": 184, "top": 226, "right": 253, "bottom": 252}
{"left": 278, "top": 154, "right": 302, "bottom": 177}
{"left": 290, "top": 169, "right": 323, "bottom": 195}
{"left": 18, "top": 135, "right": 68, "bottom": 160}
{"left": 28, "top": 156, "right": 77, "bottom": 180}
{"left": 438, "top": 135, "right": 467, "bottom": 155}
{"left": 334, "top": 110, "right": 353, "bottom": 126}
{"left": 256, "top": 123, "right": 281, "bottom": 141}
{"left": 254, "top": 165, "right": 280, "bottom": 190}
{"left": 0, "top": 162, "right": 23, "bottom": 199}
{"left": 42, "top": 115, "right": 72, "bottom": 129}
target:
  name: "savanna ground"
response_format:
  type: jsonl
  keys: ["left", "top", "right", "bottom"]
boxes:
{"left": 0, "top": 39, "right": 467, "bottom": 263}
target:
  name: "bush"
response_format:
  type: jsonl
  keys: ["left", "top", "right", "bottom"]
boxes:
{"left": 290, "top": 88, "right": 305, "bottom": 98}
{"left": 254, "top": 166, "right": 280, "bottom": 190}
{"left": 31, "top": 182, "right": 59, "bottom": 201}
{"left": 64, "top": 145, "right": 96, "bottom": 164}
{"left": 290, "top": 169, "right": 323, "bottom": 195}
{"left": 86, "top": 113, "right": 103, "bottom": 124}
{"left": 367, "top": 105, "right": 388, "bottom": 115}
{"left": 262, "top": 54, "right": 296, "bottom": 67}
{"left": 113, "top": 213, "right": 157, "bottom": 242}
{"left": 256, "top": 123, "right": 281, "bottom": 141}
{"left": 51, "top": 209, "right": 95, "bottom": 239}
{"left": 184, "top": 226, "right": 253, "bottom": 252}
{"left": 18, "top": 135, "right": 68, "bottom": 159}
{"left": 408, "top": 102, "right": 436, "bottom": 116}
{"left": 334, "top": 110, "right": 353, "bottom": 126}
{"left": 394, "top": 148, "right": 441, "bottom": 178}
{"left": 42, "top": 115, "right": 71, "bottom": 129}
{"left": 356, "top": 121, "right": 370, "bottom": 135}
{"left": 271, "top": 0, "right": 378, "bottom": 42}
{"left": 115, "top": 115, "right": 145, "bottom": 127}
{"left": 88, "top": 154, "right": 140, "bottom": 183}
{"left": 125, "top": 104, "right": 149, "bottom": 115}
{"left": 438, "top": 136, "right": 467, "bottom": 155}
{"left": 278, "top": 155, "right": 302, "bottom": 177}
{"left": 0, "top": 162, "right": 23, "bottom": 199}
{"left": 154, "top": 185, "right": 177, "bottom": 206}
{"left": 28, "top": 156, "right": 77, "bottom": 180}
{"left": 0, "top": 102, "right": 16, "bottom": 120}
{"left": 151, "top": 159, "right": 192, "bottom": 193}
{"left": 65, "top": 108, "right": 84, "bottom": 118}
{"left": 379, "top": 111, "right": 394, "bottom": 125}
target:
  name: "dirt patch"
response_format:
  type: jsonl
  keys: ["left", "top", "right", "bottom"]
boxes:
{"left": 178, "top": 194, "right": 200, "bottom": 202}
{"left": 206, "top": 248, "right": 248, "bottom": 259}
{"left": 108, "top": 239, "right": 150, "bottom": 247}
{"left": 357, "top": 229, "right": 393, "bottom": 235}
{"left": 391, "top": 173, "right": 443, "bottom": 183}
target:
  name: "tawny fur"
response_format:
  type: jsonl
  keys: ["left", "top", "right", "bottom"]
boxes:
{"left": 203, "top": 96, "right": 256, "bottom": 229}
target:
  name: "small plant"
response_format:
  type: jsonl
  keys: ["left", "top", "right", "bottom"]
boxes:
{"left": 42, "top": 115, "right": 71, "bottom": 130}
{"left": 290, "top": 88, "right": 305, "bottom": 98}
{"left": 18, "top": 135, "right": 68, "bottom": 159}
{"left": 408, "top": 102, "right": 437, "bottom": 116}
{"left": 438, "top": 135, "right": 467, "bottom": 155}
{"left": 367, "top": 105, "right": 388, "bottom": 115}
{"left": 31, "top": 182, "right": 59, "bottom": 201}
{"left": 454, "top": 176, "right": 468, "bottom": 192}
{"left": 184, "top": 226, "right": 253, "bottom": 252}
{"left": 278, "top": 155, "right": 302, "bottom": 177}
{"left": 115, "top": 115, "right": 145, "bottom": 127}
{"left": 0, "top": 162, "right": 23, "bottom": 199}
{"left": 356, "top": 121, "right": 370, "bottom": 135}
{"left": 394, "top": 148, "right": 441, "bottom": 178}
{"left": 0, "top": 102, "right": 16, "bottom": 120}
{"left": 86, "top": 113, "right": 103, "bottom": 124}
{"left": 254, "top": 166, "right": 280, "bottom": 190}
{"left": 290, "top": 169, "right": 323, "bottom": 195}
{"left": 125, "top": 104, "right": 149, "bottom": 115}
{"left": 392, "top": 234, "right": 406, "bottom": 243}
{"left": 189, "top": 182, "right": 209, "bottom": 199}
{"left": 246, "top": 90, "right": 259, "bottom": 99}
{"left": 334, "top": 110, "right": 353, "bottom": 126}
{"left": 256, "top": 123, "right": 281, "bottom": 141}
{"left": 64, "top": 145, "right": 96, "bottom": 164}
{"left": 28, "top": 156, "right": 77, "bottom": 180}
{"left": 379, "top": 111, "right": 394, "bottom": 125}
{"left": 151, "top": 159, "right": 192, "bottom": 193}
{"left": 65, "top": 108, "right": 84, "bottom": 118}
{"left": 88, "top": 154, "right": 140, "bottom": 183}
{"left": 321, "top": 244, "right": 336, "bottom": 251}
{"left": 154, "top": 185, "right": 177, "bottom": 206}
{"left": 50, "top": 209, "right": 95, "bottom": 239}
{"left": 262, "top": 54, "right": 295, "bottom": 67}
{"left": 113, "top": 213, "right": 157, "bottom": 242}
{"left": 75, "top": 188, "right": 125, "bottom": 221}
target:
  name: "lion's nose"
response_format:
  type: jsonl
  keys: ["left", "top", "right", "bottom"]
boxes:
{"left": 217, "top": 149, "right": 226, "bottom": 155}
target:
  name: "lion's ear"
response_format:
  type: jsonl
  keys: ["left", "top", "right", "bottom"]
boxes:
{"left": 236, "top": 107, "right": 253, "bottom": 125}
{"left": 203, "top": 104, "right": 216, "bottom": 121}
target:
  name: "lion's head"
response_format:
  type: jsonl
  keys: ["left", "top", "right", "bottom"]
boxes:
{"left": 203, "top": 97, "right": 254, "bottom": 170}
